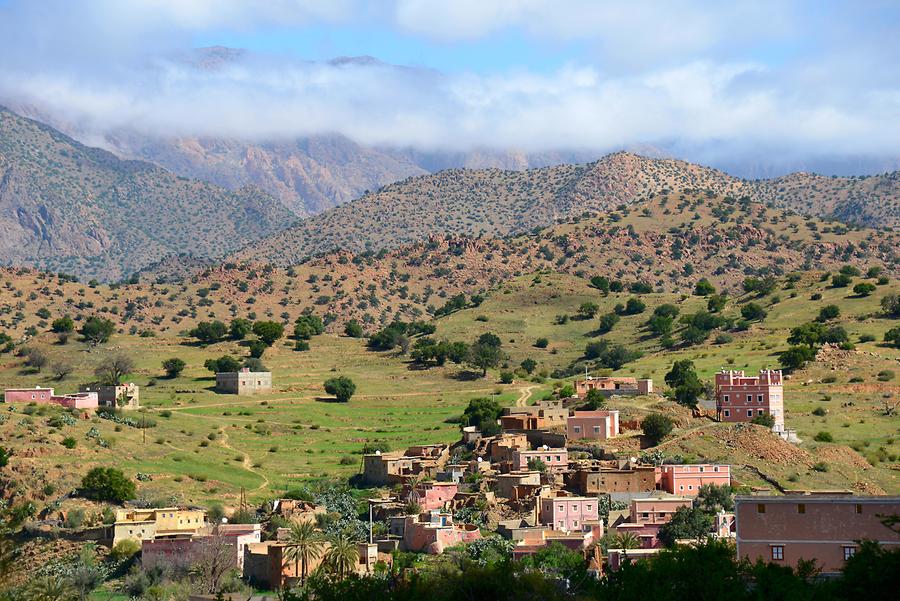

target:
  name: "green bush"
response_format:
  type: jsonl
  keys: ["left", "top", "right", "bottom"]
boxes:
{"left": 814, "top": 431, "right": 834, "bottom": 443}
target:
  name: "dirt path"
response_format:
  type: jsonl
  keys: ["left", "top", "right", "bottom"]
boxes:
{"left": 218, "top": 430, "right": 270, "bottom": 492}
{"left": 516, "top": 385, "right": 536, "bottom": 407}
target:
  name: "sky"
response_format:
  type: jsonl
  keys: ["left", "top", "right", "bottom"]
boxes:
{"left": 0, "top": 0, "right": 898, "bottom": 169}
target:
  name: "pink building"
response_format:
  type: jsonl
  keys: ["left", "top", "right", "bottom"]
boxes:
{"left": 735, "top": 495, "right": 900, "bottom": 574}
{"left": 408, "top": 482, "right": 458, "bottom": 511}
{"left": 575, "top": 377, "right": 653, "bottom": 398}
{"left": 538, "top": 495, "right": 600, "bottom": 532}
{"left": 3, "top": 387, "right": 97, "bottom": 409}
{"left": 3, "top": 387, "right": 55, "bottom": 403}
{"left": 567, "top": 410, "right": 620, "bottom": 440}
{"left": 715, "top": 369, "right": 784, "bottom": 430}
{"left": 612, "top": 496, "right": 692, "bottom": 548}
{"left": 401, "top": 512, "right": 482, "bottom": 554}
{"left": 510, "top": 447, "right": 568, "bottom": 472}
{"left": 142, "top": 524, "right": 261, "bottom": 572}
{"left": 658, "top": 464, "right": 731, "bottom": 496}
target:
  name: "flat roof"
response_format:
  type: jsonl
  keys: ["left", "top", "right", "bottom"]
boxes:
{"left": 736, "top": 495, "right": 900, "bottom": 503}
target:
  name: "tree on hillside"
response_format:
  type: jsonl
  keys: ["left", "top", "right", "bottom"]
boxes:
{"left": 590, "top": 275, "right": 610, "bottom": 295}
{"left": 641, "top": 414, "right": 674, "bottom": 446}
{"left": 743, "top": 276, "right": 777, "bottom": 296}
{"left": 882, "top": 294, "right": 900, "bottom": 318}
{"left": 463, "top": 397, "right": 503, "bottom": 436}
{"left": 853, "top": 282, "right": 876, "bottom": 297}
{"left": 253, "top": 321, "right": 284, "bottom": 346}
{"left": 779, "top": 345, "right": 817, "bottom": 371}
{"left": 468, "top": 333, "right": 504, "bottom": 376}
{"left": 520, "top": 358, "right": 537, "bottom": 374}
{"left": 94, "top": 354, "right": 134, "bottom": 386}
{"left": 162, "top": 357, "right": 186, "bottom": 378}
{"left": 229, "top": 318, "right": 253, "bottom": 340}
{"left": 51, "top": 316, "right": 74, "bottom": 333}
{"left": 884, "top": 327, "right": 900, "bottom": 349}
{"left": 80, "top": 467, "right": 135, "bottom": 503}
{"left": 706, "top": 294, "right": 728, "bottom": 313}
{"left": 188, "top": 320, "right": 227, "bottom": 344}
{"left": 295, "top": 314, "right": 325, "bottom": 340}
{"left": 25, "top": 347, "right": 48, "bottom": 373}
{"left": 665, "top": 360, "right": 704, "bottom": 408}
{"left": 598, "top": 312, "right": 620, "bottom": 334}
{"left": 343, "top": 320, "right": 364, "bottom": 338}
{"left": 582, "top": 388, "right": 606, "bottom": 411}
{"left": 694, "top": 279, "right": 716, "bottom": 296}
{"left": 52, "top": 361, "right": 74, "bottom": 381}
{"left": 578, "top": 302, "right": 599, "bottom": 319}
{"left": 80, "top": 316, "right": 115, "bottom": 347}
{"left": 816, "top": 305, "right": 840, "bottom": 322}
{"left": 204, "top": 355, "right": 242, "bottom": 374}
{"left": 740, "top": 303, "right": 767, "bottom": 321}
{"left": 324, "top": 376, "right": 356, "bottom": 402}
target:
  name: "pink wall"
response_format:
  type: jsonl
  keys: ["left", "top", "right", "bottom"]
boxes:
{"left": 567, "top": 411, "right": 619, "bottom": 440}
{"left": 539, "top": 496, "right": 599, "bottom": 531}
{"left": 512, "top": 449, "right": 568, "bottom": 471}
{"left": 659, "top": 465, "right": 731, "bottom": 496}
{"left": 411, "top": 483, "right": 458, "bottom": 511}
{"left": 736, "top": 496, "right": 900, "bottom": 574}
{"left": 4, "top": 388, "right": 54, "bottom": 402}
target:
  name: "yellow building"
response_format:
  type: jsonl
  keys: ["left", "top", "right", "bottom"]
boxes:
{"left": 110, "top": 507, "right": 206, "bottom": 546}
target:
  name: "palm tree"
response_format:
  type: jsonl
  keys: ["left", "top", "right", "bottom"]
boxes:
{"left": 25, "top": 575, "right": 76, "bottom": 601}
{"left": 613, "top": 532, "right": 640, "bottom": 561}
{"left": 282, "top": 522, "right": 325, "bottom": 585}
{"left": 322, "top": 533, "right": 358, "bottom": 580}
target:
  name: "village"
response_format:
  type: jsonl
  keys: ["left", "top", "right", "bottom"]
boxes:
{"left": 4, "top": 365, "right": 897, "bottom": 598}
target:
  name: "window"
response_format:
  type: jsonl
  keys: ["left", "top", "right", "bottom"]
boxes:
{"left": 699, "top": 466, "right": 705, "bottom": 472}
{"left": 555, "top": 455, "right": 561, "bottom": 462}
{"left": 747, "top": 395, "right": 753, "bottom": 402}
{"left": 558, "top": 505, "right": 564, "bottom": 511}
{"left": 713, "top": 466, "right": 720, "bottom": 472}
{"left": 855, "top": 504, "right": 862, "bottom": 514}
{"left": 574, "top": 425, "right": 581, "bottom": 433}
{"left": 723, "top": 395, "right": 729, "bottom": 403}
{"left": 679, "top": 485, "right": 684, "bottom": 491}
{"left": 757, "top": 504, "right": 766, "bottom": 514}
{"left": 758, "top": 409, "right": 764, "bottom": 415}
{"left": 771, "top": 546, "right": 784, "bottom": 560}
{"left": 758, "top": 395, "right": 764, "bottom": 403}
{"left": 586, "top": 505, "right": 592, "bottom": 511}
{"left": 798, "top": 504, "right": 805, "bottom": 514}
{"left": 724, "top": 410, "right": 730, "bottom": 417}
{"left": 558, "top": 521, "right": 564, "bottom": 528}
{"left": 593, "top": 426, "right": 601, "bottom": 433}
{"left": 642, "top": 512, "right": 649, "bottom": 519}
{"left": 688, "top": 485, "right": 693, "bottom": 491}
{"left": 843, "top": 546, "right": 856, "bottom": 560}
{"left": 747, "top": 410, "right": 753, "bottom": 417}
{"left": 573, "top": 520, "right": 579, "bottom": 527}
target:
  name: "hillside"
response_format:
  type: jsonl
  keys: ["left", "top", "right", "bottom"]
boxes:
{"left": 237, "top": 153, "right": 900, "bottom": 265}
{"left": 0, "top": 107, "right": 295, "bottom": 280}
{"left": 1, "top": 192, "right": 896, "bottom": 343}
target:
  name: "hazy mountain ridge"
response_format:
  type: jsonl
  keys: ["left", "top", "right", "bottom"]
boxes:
{"left": 236, "top": 151, "right": 899, "bottom": 267}
{"left": 0, "top": 107, "right": 295, "bottom": 280}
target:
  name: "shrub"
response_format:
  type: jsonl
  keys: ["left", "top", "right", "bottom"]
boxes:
{"left": 499, "top": 371, "right": 514, "bottom": 384}
{"left": 253, "top": 321, "right": 284, "bottom": 346}
{"left": 110, "top": 539, "right": 141, "bottom": 561}
{"left": 641, "top": 414, "right": 674, "bottom": 445}
{"left": 61, "top": 437, "right": 77, "bottom": 449}
{"left": 812, "top": 407, "right": 827, "bottom": 417}
{"left": 694, "top": 279, "right": 716, "bottom": 296}
{"left": 812, "top": 462, "right": 829, "bottom": 472}
{"left": 877, "top": 370, "right": 895, "bottom": 382}
{"left": 294, "top": 340, "right": 310, "bottom": 351}
{"left": 831, "top": 274, "right": 852, "bottom": 288}
{"left": 324, "top": 376, "right": 356, "bottom": 402}
{"left": 162, "top": 357, "right": 185, "bottom": 378}
{"left": 344, "top": 320, "right": 364, "bottom": 338}
{"left": 80, "top": 467, "right": 136, "bottom": 503}
{"left": 534, "top": 337, "right": 549, "bottom": 349}
{"left": 750, "top": 413, "right": 775, "bottom": 427}
{"left": 853, "top": 282, "right": 876, "bottom": 297}
{"left": 814, "top": 431, "right": 834, "bottom": 443}
{"left": 816, "top": 305, "right": 840, "bottom": 322}
{"left": 740, "top": 303, "right": 767, "bottom": 321}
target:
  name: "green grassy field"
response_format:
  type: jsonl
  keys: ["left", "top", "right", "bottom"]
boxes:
{"left": 1, "top": 267, "right": 897, "bottom": 510}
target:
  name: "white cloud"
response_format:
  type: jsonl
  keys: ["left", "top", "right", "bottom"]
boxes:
{"left": 0, "top": 0, "right": 897, "bottom": 164}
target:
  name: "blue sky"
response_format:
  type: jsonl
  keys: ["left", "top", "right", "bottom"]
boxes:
{"left": 0, "top": 0, "right": 897, "bottom": 167}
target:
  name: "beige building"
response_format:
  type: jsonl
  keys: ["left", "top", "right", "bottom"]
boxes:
{"left": 110, "top": 507, "right": 206, "bottom": 546}
{"left": 80, "top": 382, "right": 140, "bottom": 409}
{"left": 216, "top": 368, "right": 272, "bottom": 395}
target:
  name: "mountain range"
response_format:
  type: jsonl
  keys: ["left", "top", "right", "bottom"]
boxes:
{"left": 0, "top": 103, "right": 897, "bottom": 281}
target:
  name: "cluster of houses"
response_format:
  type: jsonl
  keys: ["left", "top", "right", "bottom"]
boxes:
{"left": 2, "top": 383, "right": 141, "bottom": 411}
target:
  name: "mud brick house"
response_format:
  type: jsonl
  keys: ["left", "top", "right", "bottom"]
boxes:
{"left": 80, "top": 382, "right": 140, "bottom": 409}
{"left": 715, "top": 369, "right": 784, "bottom": 430}
{"left": 109, "top": 507, "right": 206, "bottom": 546}
{"left": 407, "top": 481, "right": 458, "bottom": 511}
{"left": 658, "top": 464, "right": 731, "bottom": 496}
{"left": 575, "top": 377, "right": 653, "bottom": 398}
{"left": 398, "top": 511, "right": 482, "bottom": 554}
{"left": 496, "top": 471, "right": 543, "bottom": 500}
{"left": 735, "top": 494, "right": 900, "bottom": 574}
{"left": 567, "top": 410, "right": 620, "bottom": 440}
{"left": 142, "top": 524, "right": 261, "bottom": 572}
{"left": 566, "top": 465, "right": 659, "bottom": 499}
{"left": 216, "top": 367, "right": 272, "bottom": 395}
{"left": 501, "top": 399, "right": 568, "bottom": 428}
